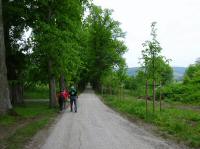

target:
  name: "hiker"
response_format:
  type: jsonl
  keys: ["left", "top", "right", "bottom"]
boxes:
{"left": 58, "top": 90, "right": 65, "bottom": 111}
{"left": 69, "top": 86, "right": 78, "bottom": 112}
{"left": 58, "top": 89, "right": 69, "bottom": 112}
{"left": 63, "top": 88, "right": 70, "bottom": 109}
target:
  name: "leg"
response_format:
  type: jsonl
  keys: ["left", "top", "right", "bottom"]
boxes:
{"left": 70, "top": 99, "right": 73, "bottom": 112}
{"left": 63, "top": 100, "right": 66, "bottom": 109}
{"left": 59, "top": 98, "right": 63, "bottom": 111}
{"left": 61, "top": 98, "right": 64, "bottom": 111}
{"left": 74, "top": 97, "right": 77, "bottom": 112}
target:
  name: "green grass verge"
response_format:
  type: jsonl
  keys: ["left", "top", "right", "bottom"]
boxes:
{"left": 0, "top": 102, "right": 57, "bottom": 149}
{"left": 102, "top": 94, "right": 200, "bottom": 148}
{"left": 23, "top": 85, "right": 49, "bottom": 99}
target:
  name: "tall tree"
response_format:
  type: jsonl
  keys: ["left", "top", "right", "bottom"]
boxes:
{"left": 2, "top": 0, "right": 29, "bottom": 104}
{"left": 86, "top": 5, "right": 127, "bottom": 89}
{"left": 141, "top": 22, "right": 172, "bottom": 112}
{"left": 0, "top": 0, "right": 12, "bottom": 114}
{"left": 28, "top": 0, "right": 87, "bottom": 107}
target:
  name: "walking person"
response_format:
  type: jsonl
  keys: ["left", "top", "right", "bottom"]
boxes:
{"left": 69, "top": 86, "right": 78, "bottom": 113}
{"left": 63, "top": 88, "right": 70, "bottom": 109}
{"left": 58, "top": 90, "right": 65, "bottom": 112}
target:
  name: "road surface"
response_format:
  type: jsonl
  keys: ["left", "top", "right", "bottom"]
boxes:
{"left": 38, "top": 88, "right": 182, "bottom": 149}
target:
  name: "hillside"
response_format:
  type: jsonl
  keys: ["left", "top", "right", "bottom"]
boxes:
{"left": 127, "top": 67, "right": 187, "bottom": 80}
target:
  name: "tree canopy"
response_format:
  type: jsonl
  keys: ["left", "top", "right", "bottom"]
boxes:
{"left": 140, "top": 22, "right": 173, "bottom": 84}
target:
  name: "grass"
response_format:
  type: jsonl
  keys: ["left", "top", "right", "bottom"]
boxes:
{"left": 102, "top": 94, "right": 200, "bottom": 148}
{"left": 0, "top": 102, "right": 58, "bottom": 149}
{"left": 23, "top": 85, "right": 49, "bottom": 99}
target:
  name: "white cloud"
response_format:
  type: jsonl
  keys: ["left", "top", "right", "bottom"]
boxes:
{"left": 93, "top": 0, "right": 200, "bottom": 67}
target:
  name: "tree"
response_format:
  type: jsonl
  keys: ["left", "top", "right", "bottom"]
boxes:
{"left": 27, "top": 0, "right": 88, "bottom": 107}
{"left": 184, "top": 59, "right": 200, "bottom": 84}
{"left": 2, "top": 0, "right": 29, "bottom": 105}
{"left": 86, "top": 5, "right": 127, "bottom": 89}
{"left": 141, "top": 22, "right": 172, "bottom": 83}
{"left": 141, "top": 22, "right": 173, "bottom": 112}
{"left": 0, "top": 0, "right": 12, "bottom": 114}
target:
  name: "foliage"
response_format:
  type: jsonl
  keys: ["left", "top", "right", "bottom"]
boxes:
{"left": 160, "top": 82, "right": 200, "bottom": 103}
{"left": 102, "top": 94, "right": 200, "bottom": 148}
{"left": 140, "top": 22, "right": 173, "bottom": 84}
{"left": 23, "top": 85, "right": 49, "bottom": 99}
{"left": 85, "top": 5, "right": 127, "bottom": 89}
{"left": 0, "top": 102, "right": 57, "bottom": 149}
{"left": 184, "top": 61, "right": 200, "bottom": 84}
{"left": 28, "top": 0, "right": 84, "bottom": 83}
{"left": 160, "top": 59, "right": 200, "bottom": 103}
{"left": 124, "top": 70, "right": 147, "bottom": 96}
{"left": 2, "top": 0, "right": 30, "bottom": 85}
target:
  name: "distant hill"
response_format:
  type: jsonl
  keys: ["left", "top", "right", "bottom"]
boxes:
{"left": 127, "top": 67, "right": 187, "bottom": 81}
{"left": 127, "top": 67, "right": 139, "bottom": 76}
{"left": 173, "top": 67, "right": 187, "bottom": 81}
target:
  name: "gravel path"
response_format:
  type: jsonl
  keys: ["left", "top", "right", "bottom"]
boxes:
{"left": 39, "top": 89, "right": 182, "bottom": 149}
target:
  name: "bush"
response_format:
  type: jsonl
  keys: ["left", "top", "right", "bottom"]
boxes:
{"left": 160, "top": 83, "right": 200, "bottom": 103}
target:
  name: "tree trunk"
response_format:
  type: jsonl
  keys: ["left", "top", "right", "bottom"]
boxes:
{"left": 159, "top": 81, "right": 162, "bottom": 112}
{"left": 153, "top": 80, "right": 156, "bottom": 113}
{"left": 59, "top": 74, "right": 65, "bottom": 91}
{"left": 10, "top": 82, "right": 24, "bottom": 105}
{"left": 0, "top": 0, "right": 12, "bottom": 114}
{"left": 145, "top": 80, "right": 148, "bottom": 118}
{"left": 49, "top": 76, "right": 56, "bottom": 108}
{"left": 48, "top": 60, "right": 56, "bottom": 108}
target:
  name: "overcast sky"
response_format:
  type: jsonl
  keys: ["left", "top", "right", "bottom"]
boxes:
{"left": 93, "top": 0, "right": 200, "bottom": 67}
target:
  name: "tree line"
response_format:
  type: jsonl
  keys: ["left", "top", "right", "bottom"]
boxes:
{"left": 1, "top": 0, "right": 197, "bottom": 115}
{"left": 0, "top": 0, "right": 127, "bottom": 114}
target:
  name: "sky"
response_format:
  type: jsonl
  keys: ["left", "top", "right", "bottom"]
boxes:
{"left": 93, "top": 0, "right": 200, "bottom": 67}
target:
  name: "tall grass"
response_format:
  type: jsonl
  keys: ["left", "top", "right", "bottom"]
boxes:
{"left": 103, "top": 94, "right": 200, "bottom": 148}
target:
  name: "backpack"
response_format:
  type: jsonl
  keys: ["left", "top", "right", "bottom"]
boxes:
{"left": 70, "top": 89, "right": 76, "bottom": 96}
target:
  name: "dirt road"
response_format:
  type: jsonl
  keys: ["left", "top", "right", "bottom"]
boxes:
{"left": 38, "top": 89, "right": 182, "bottom": 149}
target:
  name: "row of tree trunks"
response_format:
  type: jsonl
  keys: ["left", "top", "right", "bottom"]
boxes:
{"left": 0, "top": 0, "right": 12, "bottom": 114}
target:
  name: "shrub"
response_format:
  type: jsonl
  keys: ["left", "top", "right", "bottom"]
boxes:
{"left": 160, "top": 83, "right": 200, "bottom": 103}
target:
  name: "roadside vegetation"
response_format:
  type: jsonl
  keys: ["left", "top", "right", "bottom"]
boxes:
{"left": 1, "top": 0, "right": 200, "bottom": 148}
{"left": 23, "top": 85, "right": 49, "bottom": 99}
{"left": 0, "top": 101, "right": 57, "bottom": 149}
{"left": 0, "top": 1, "right": 127, "bottom": 148}
{"left": 99, "top": 23, "right": 200, "bottom": 148}
{"left": 101, "top": 93, "right": 200, "bottom": 148}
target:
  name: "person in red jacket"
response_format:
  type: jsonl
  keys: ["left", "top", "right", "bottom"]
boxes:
{"left": 63, "top": 89, "right": 70, "bottom": 109}
{"left": 58, "top": 89, "right": 69, "bottom": 112}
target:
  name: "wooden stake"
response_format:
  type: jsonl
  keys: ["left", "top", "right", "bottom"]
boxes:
{"left": 146, "top": 80, "right": 149, "bottom": 118}
{"left": 153, "top": 80, "right": 156, "bottom": 113}
{"left": 160, "top": 81, "right": 162, "bottom": 112}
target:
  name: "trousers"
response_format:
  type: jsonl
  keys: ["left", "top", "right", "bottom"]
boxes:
{"left": 70, "top": 96, "right": 77, "bottom": 112}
